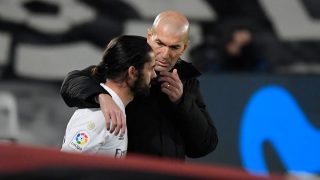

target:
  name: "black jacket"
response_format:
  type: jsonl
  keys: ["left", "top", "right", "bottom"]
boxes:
{"left": 60, "top": 60, "right": 218, "bottom": 159}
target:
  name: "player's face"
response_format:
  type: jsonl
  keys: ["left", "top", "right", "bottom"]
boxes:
{"left": 132, "top": 52, "right": 156, "bottom": 96}
{"left": 147, "top": 28, "right": 188, "bottom": 72}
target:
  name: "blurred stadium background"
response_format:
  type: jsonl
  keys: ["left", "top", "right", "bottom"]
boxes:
{"left": 0, "top": 0, "right": 320, "bottom": 178}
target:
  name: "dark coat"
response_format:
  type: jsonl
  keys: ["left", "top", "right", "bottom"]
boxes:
{"left": 60, "top": 60, "right": 218, "bottom": 159}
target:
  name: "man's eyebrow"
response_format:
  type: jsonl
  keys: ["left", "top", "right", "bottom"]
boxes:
{"left": 156, "top": 39, "right": 181, "bottom": 49}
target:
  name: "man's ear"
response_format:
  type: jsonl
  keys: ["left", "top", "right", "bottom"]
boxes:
{"left": 128, "top": 66, "right": 137, "bottom": 80}
{"left": 181, "top": 40, "right": 189, "bottom": 55}
{"left": 147, "top": 28, "right": 153, "bottom": 44}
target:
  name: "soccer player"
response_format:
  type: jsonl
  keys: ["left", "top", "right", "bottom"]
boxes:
{"left": 61, "top": 35, "right": 156, "bottom": 158}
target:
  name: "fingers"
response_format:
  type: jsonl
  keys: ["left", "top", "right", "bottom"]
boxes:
{"left": 159, "top": 69, "right": 180, "bottom": 80}
{"left": 109, "top": 112, "right": 117, "bottom": 133}
{"left": 159, "top": 69, "right": 181, "bottom": 90}
{"left": 105, "top": 114, "right": 111, "bottom": 131}
{"left": 159, "top": 69, "right": 181, "bottom": 88}
{"left": 161, "top": 84, "right": 171, "bottom": 96}
{"left": 158, "top": 75, "right": 176, "bottom": 88}
{"left": 99, "top": 93, "right": 127, "bottom": 136}
{"left": 159, "top": 69, "right": 183, "bottom": 103}
{"left": 110, "top": 110, "right": 127, "bottom": 136}
{"left": 161, "top": 82, "right": 178, "bottom": 96}
{"left": 105, "top": 111, "right": 126, "bottom": 136}
{"left": 119, "top": 112, "right": 126, "bottom": 136}
{"left": 172, "top": 69, "right": 180, "bottom": 79}
{"left": 114, "top": 110, "right": 125, "bottom": 136}
{"left": 161, "top": 82, "right": 172, "bottom": 90}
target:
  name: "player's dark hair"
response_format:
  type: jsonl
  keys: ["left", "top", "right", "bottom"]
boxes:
{"left": 92, "top": 35, "right": 152, "bottom": 83}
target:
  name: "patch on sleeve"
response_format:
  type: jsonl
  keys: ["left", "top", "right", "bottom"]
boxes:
{"left": 69, "top": 130, "right": 90, "bottom": 151}
{"left": 87, "top": 121, "right": 96, "bottom": 131}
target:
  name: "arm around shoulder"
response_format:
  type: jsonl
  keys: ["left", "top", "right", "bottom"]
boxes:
{"left": 60, "top": 66, "right": 109, "bottom": 108}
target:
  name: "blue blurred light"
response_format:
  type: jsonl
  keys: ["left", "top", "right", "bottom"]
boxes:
{"left": 240, "top": 85, "right": 320, "bottom": 175}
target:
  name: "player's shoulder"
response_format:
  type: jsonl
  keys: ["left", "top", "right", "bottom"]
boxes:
{"left": 73, "top": 108, "right": 103, "bottom": 119}
{"left": 70, "top": 108, "right": 105, "bottom": 131}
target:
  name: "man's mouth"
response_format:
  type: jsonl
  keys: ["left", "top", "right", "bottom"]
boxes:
{"left": 157, "top": 60, "right": 168, "bottom": 67}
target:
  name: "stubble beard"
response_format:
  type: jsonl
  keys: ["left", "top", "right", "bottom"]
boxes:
{"left": 130, "top": 71, "right": 150, "bottom": 97}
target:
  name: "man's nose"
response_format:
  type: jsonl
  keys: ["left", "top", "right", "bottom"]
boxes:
{"left": 161, "top": 47, "right": 170, "bottom": 58}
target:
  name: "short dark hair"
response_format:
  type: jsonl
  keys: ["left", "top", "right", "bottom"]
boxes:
{"left": 92, "top": 35, "right": 152, "bottom": 83}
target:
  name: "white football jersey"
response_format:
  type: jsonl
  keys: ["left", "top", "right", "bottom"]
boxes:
{"left": 61, "top": 83, "right": 127, "bottom": 158}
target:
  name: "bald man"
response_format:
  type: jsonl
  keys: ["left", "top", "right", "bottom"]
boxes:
{"left": 61, "top": 11, "right": 218, "bottom": 159}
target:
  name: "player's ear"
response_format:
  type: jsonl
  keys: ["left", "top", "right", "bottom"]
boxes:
{"left": 128, "top": 66, "right": 137, "bottom": 80}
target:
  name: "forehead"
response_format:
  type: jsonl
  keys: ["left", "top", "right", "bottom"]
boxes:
{"left": 153, "top": 28, "right": 186, "bottom": 46}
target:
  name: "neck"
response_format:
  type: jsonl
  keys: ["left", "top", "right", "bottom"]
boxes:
{"left": 105, "top": 80, "right": 133, "bottom": 106}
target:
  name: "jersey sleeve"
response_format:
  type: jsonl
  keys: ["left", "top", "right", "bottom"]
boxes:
{"left": 61, "top": 109, "right": 108, "bottom": 154}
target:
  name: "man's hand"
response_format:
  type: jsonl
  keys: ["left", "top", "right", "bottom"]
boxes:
{"left": 98, "top": 94, "right": 126, "bottom": 136}
{"left": 159, "top": 69, "right": 183, "bottom": 103}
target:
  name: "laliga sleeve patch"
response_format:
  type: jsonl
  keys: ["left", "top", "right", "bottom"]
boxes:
{"left": 69, "top": 130, "right": 90, "bottom": 151}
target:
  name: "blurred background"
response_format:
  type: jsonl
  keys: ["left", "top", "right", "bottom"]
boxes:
{"left": 0, "top": 0, "right": 320, "bottom": 177}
